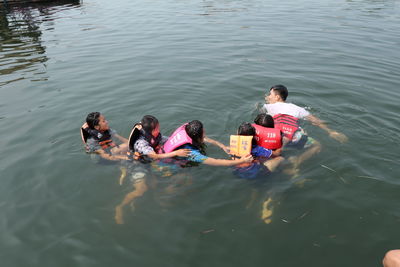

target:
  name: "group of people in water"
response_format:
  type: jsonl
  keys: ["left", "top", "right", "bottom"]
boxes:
{"left": 80, "top": 85, "right": 348, "bottom": 224}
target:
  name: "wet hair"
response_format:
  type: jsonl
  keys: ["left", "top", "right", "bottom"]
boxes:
{"left": 140, "top": 115, "right": 159, "bottom": 134}
{"left": 185, "top": 120, "right": 205, "bottom": 151}
{"left": 254, "top": 113, "right": 274, "bottom": 128}
{"left": 270, "top": 84, "right": 288, "bottom": 101}
{"left": 237, "top": 122, "right": 257, "bottom": 146}
{"left": 86, "top": 112, "right": 101, "bottom": 129}
{"left": 139, "top": 115, "right": 161, "bottom": 148}
{"left": 238, "top": 122, "right": 255, "bottom": 136}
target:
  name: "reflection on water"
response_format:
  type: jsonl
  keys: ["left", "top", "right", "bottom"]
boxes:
{"left": 0, "top": 1, "right": 80, "bottom": 86}
{"left": 345, "top": 0, "right": 398, "bottom": 14}
{"left": 200, "top": 0, "right": 248, "bottom": 16}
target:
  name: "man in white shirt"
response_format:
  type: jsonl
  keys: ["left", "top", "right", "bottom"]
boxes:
{"left": 263, "top": 85, "right": 347, "bottom": 142}
{"left": 261, "top": 84, "right": 347, "bottom": 173}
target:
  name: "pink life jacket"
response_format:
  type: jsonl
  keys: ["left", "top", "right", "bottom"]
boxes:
{"left": 273, "top": 114, "right": 300, "bottom": 140}
{"left": 163, "top": 124, "right": 193, "bottom": 153}
{"left": 252, "top": 124, "right": 282, "bottom": 150}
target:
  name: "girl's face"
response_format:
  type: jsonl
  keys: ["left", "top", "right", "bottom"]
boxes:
{"left": 151, "top": 123, "right": 160, "bottom": 138}
{"left": 95, "top": 115, "right": 109, "bottom": 131}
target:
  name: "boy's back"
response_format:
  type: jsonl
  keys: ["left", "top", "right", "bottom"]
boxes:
{"left": 263, "top": 102, "right": 309, "bottom": 119}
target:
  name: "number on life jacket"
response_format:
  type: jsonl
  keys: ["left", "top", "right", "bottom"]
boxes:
{"left": 252, "top": 124, "right": 282, "bottom": 150}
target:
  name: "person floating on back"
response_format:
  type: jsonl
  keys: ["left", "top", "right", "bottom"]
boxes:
{"left": 81, "top": 112, "right": 129, "bottom": 161}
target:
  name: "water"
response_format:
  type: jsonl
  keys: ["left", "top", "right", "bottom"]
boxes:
{"left": 1, "top": 0, "right": 400, "bottom": 266}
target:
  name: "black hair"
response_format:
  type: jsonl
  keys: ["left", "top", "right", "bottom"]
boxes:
{"left": 140, "top": 115, "right": 159, "bottom": 134}
{"left": 270, "top": 84, "right": 288, "bottom": 101}
{"left": 237, "top": 122, "right": 257, "bottom": 146}
{"left": 254, "top": 113, "right": 274, "bottom": 128}
{"left": 185, "top": 120, "right": 205, "bottom": 152}
{"left": 86, "top": 112, "right": 101, "bottom": 129}
{"left": 139, "top": 115, "right": 161, "bottom": 148}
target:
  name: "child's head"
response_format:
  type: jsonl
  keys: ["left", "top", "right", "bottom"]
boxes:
{"left": 86, "top": 112, "right": 109, "bottom": 131}
{"left": 185, "top": 120, "right": 204, "bottom": 147}
{"left": 237, "top": 122, "right": 257, "bottom": 146}
{"left": 141, "top": 115, "right": 160, "bottom": 137}
{"left": 266, "top": 84, "right": 288, "bottom": 103}
{"left": 237, "top": 122, "right": 256, "bottom": 136}
{"left": 254, "top": 113, "right": 275, "bottom": 128}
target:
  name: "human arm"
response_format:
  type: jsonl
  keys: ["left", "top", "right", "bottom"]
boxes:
{"left": 185, "top": 146, "right": 252, "bottom": 166}
{"left": 204, "top": 136, "right": 230, "bottom": 154}
{"left": 114, "top": 133, "right": 128, "bottom": 143}
{"left": 306, "top": 114, "right": 348, "bottom": 143}
{"left": 259, "top": 103, "right": 267, "bottom": 113}
{"left": 146, "top": 149, "right": 191, "bottom": 160}
{"left": 95, "top": 149, "right": 129, "bottom": 161}
{"left": 271, "top": 148, "right": 282, "bottom": 157}
{"left": 135, "top": 138, "right": 190, "bottom": 160}
{"left": 203, "top": 154, "right": 253, "bottom": 166}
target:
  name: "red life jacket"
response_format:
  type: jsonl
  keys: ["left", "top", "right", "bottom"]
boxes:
{"left": 272, "top": 114, "right": 300, "bottom": 140}
{"left": 252, "top": 124, "right": 282, "bottom": 150}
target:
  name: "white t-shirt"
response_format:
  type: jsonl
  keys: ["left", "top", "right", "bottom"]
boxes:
{"left": 262, "top": 102, "right": 310, "bottom": 119}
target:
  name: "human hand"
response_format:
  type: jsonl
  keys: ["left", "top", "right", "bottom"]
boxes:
{"left": 274, "top": 148, "right": 282, "bottom": 156}
{"left": 174, "top": 149, "right": 191, "bottom": 157}
{"left": 240, "top": 154, "right": 253, "bottom": 163}
{"left": 135, "top": 124, "right": 143, "bottom": 130}
{"left": 222, "top": 145, "right": 230, "bottom": 154}
{"left": 329, "top": 131, "right": 348, "bottom": 143}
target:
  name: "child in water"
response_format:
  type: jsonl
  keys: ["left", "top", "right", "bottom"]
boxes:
{"left": 131, "top": 115, "right": 191, "bottom": 160}
{"left": 174, "top": 120, "right": 253, "bottom": 166}
{"left": 232, "top": 122, "right": 285, "bottom": 224}
{"left": 253, "top": 113, "right": 286, "bottom": 157}
{"left": 115, "top": 119, "right": 250, "bottom": 224}
{"left": 146, "top": 120, "right": 252, "bottom": 208}
{"left": 232, "top": 122, "right": 284, "bottom": 179}
{"left": 81, "top": 112, "right": 129, "bottom": 161}
{"left": 115, "top": 115, "right": 191, "bottom": 224}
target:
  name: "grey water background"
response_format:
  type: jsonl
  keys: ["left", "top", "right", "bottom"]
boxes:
{"left": 1, "top": 0, "right": 400, "bottom": 266}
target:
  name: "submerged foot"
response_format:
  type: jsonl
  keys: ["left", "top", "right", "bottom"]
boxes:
{"left": 294, "top": 178, "right": 311, "bottom": 188}
{"left": 261, "top": 197, "right": 273, "bottom": 224}
{"left": 283, "top": 167, "right": 300, "bottom": 178}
